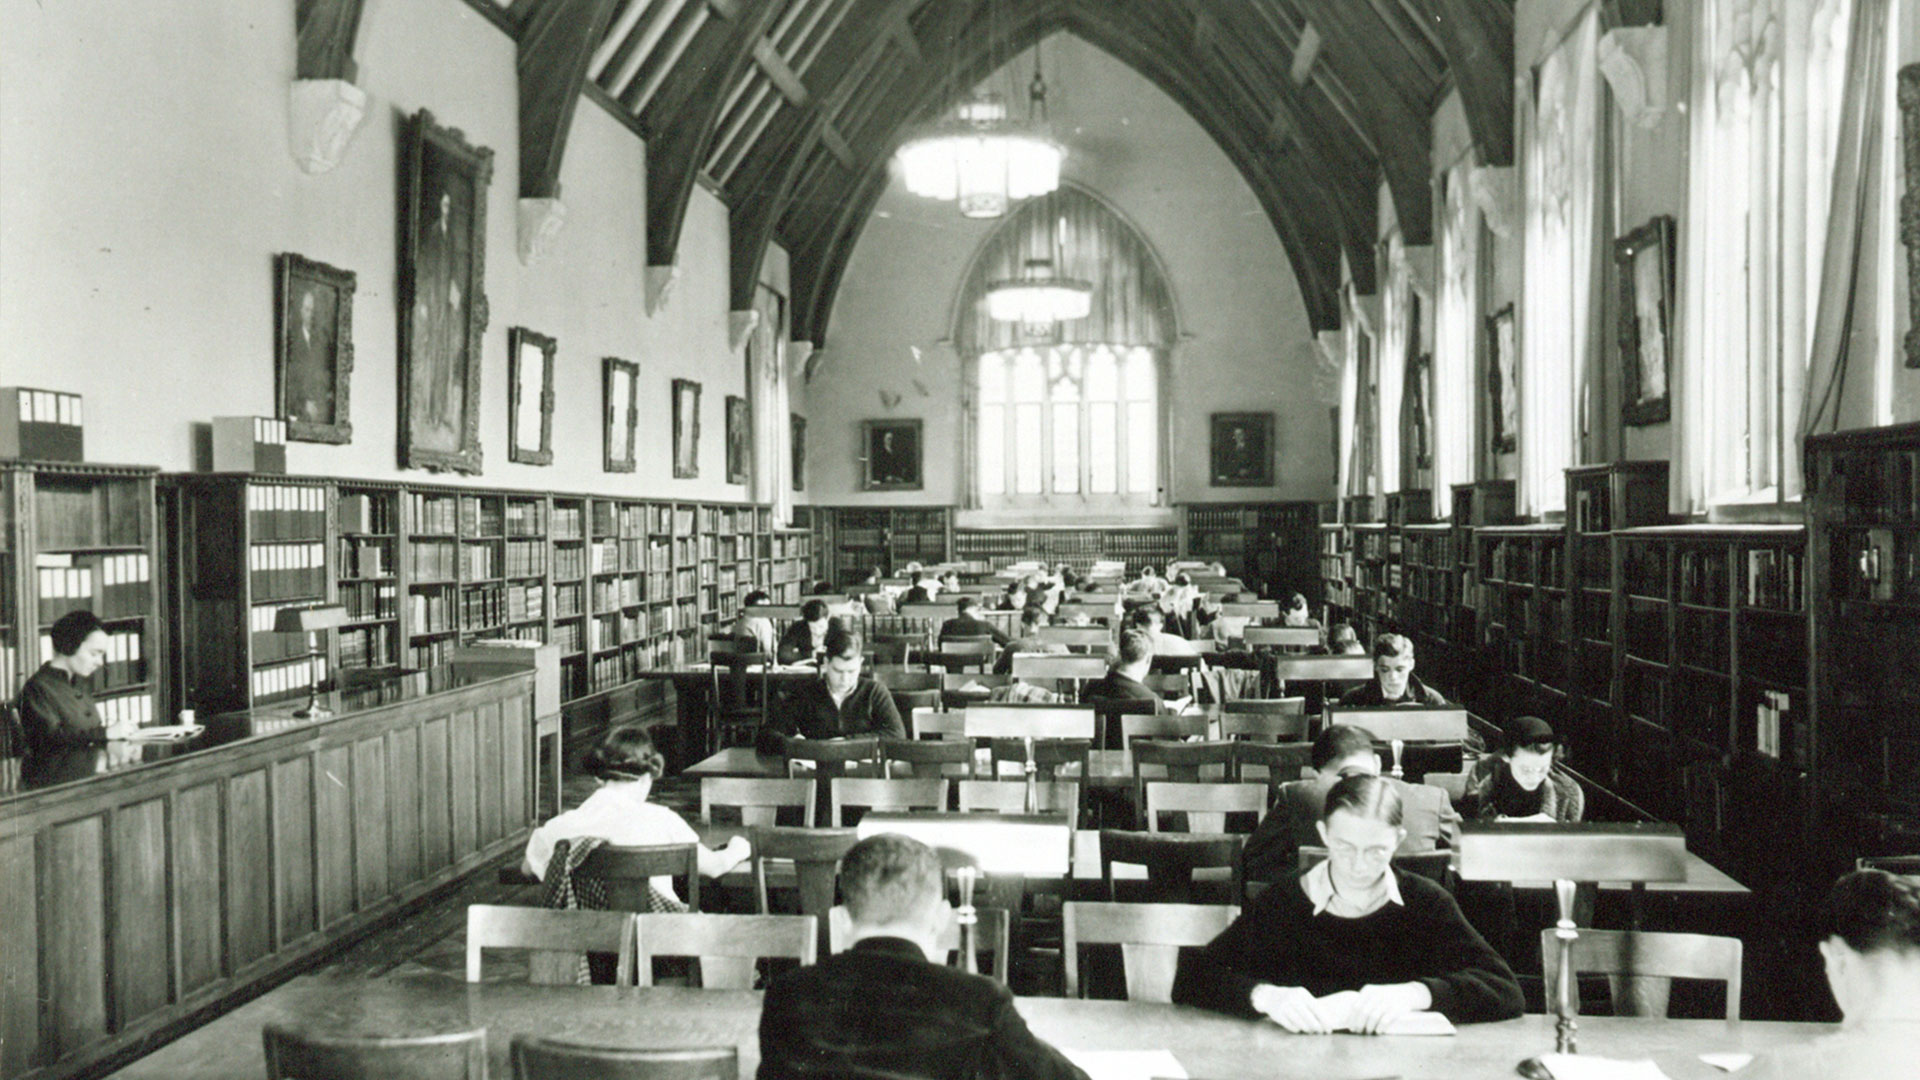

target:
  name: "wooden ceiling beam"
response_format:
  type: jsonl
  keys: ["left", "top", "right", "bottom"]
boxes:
{"left": 1248, "top": 0, "right": 1381, "bottom": 160}
{"left": 518, "top": 0, "right": 624, "bottom": 199}
{"left": 1425, "top": 0, "right": 1514, "bottom": 165}
{"left": 1363, "top": 0, "right": 1444, "bottom": 83}
{"left": 294, "top": 0, "right": 368, "bottom": 81}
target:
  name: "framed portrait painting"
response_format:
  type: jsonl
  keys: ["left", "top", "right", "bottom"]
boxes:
{"left": 862, "top": 418, "right": 921, "bottom": 491}
{"left": 398, "top": 108, "right": 492, "bottom": 474}
{"left": 1615, "top": 214, "right": 1675, "bottom": 426}
{"left": 791, "top": 413, "right": 806, "bottom": 492}
{"left": 1487, "top": 304, "right": 1518, "bottom": 454}
{"left": 603, "top": 358, "right": 638, "bottom": 473}
{"left": 1209, "top": 412, "right": 1274, "bottom": 487}
{"left": 508, "top": 327, "right": 554, "bottom": 466}
{"left": 725, "top": 394, "right": 749, "bottom": 485}
{"left": 275, "top": 252, "right": 355, "bottom": 444}
{"left": 672, "top": 378, "right": 701, "bottom": 478}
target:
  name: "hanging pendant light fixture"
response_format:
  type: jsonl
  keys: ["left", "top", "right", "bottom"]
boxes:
{"left": 895, "top": 35, "right": 1062, "bottom": 217}
{"left": 986, "top": 202, "right": 1092, "bottom": 327}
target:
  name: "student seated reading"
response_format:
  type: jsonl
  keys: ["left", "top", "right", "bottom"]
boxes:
{"left": 1243, "top": 725, "right": 1461, "bottom": 883}
{"left": 1338, "top": 632, "right": 1449, "bottom": 707}
{"left": 776, "top": 599, "right": 833, "bottom": 664}
{"left": 1172, "top": 774, "right": 1522, "bottom": 1031}
{"left": 18, "top": 610, "right": 118, "bottom": 788}
{"left": 938, "top": 596, "right": 1011, "bottom": 647}
{"left": 729, "top": 589, "right": 777, "bottom": 656}
{"left": 1745, "top": 869, "right": 1920, "bottom": 1079}
{"left": 757, "top": 834, "right": 1091, "bottom": 1080}
{"left": 1080, "top": 629, "right": 1160, "bottom": 707}
{"left": 1460, "top": 715, "right": 1584, "bottom": 823}
{"left": 903, "top": 574, "right": 941, "bottom": 604}
{"left": 995, "top": 607, "right": 1068, "bottom": 675}
{"left": 758, "top": 625, "right": 904, "bottom": 752}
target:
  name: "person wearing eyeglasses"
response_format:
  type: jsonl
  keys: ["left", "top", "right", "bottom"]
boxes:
{"left": 1173, "top": 774, "right": 1522, "bottom": 1032}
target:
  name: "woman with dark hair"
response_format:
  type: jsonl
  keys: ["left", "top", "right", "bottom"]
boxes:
{"left": 522, "top": 725, "right": 749, "bottom": 899}
{"left": 1461, "top": 716, "right": 1584, "bottom": 823}
{"left": 1173, "top": 774, "right": 1521, "bottom": 1032}
{"left": 777, "top": 599, "right": 835, "bottom": 664}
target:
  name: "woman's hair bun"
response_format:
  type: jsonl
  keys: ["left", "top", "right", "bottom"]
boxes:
{"left": 584, "top": 724, "right": 665, "bottom": 781}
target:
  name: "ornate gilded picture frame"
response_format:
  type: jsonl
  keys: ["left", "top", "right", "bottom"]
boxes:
{"left": 1615, "top": 215, "right": 1675, "bottom": 426}
{"left": 508, "top": 327, "right": 555, "bottom": 466}
{"left": 603, "top": 358, "right": 638, "bottom": 473}
{"left": 275, "top": 252, "right": 355, "bottom": 444}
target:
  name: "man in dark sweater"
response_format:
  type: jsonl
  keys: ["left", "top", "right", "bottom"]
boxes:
{"left": 1173, "top": 774, "right": 1521, "bottom": 1032}
{"left": 758, "top": 625, "right": 903, "bottom": 753}
{"left": 759, "top": 834, "right": 1090, "bottom": 1080}
{"left": 1338, "top": 632, "right": 1449, "bottom": 707}
{"left": 938, "top": 596, "right": 1011, "bottom": 647}
{"left": 1079, "top": 629, "right": 1160, "bottom": 707}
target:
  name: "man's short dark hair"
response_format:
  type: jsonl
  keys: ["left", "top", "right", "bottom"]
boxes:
{"left": 1373, "top": 632, "right": 1414, "bottom": 661}
{"left": 956, "top": 596, "right": 979, "bottom": 614}
{"left": 1820, "top": 869, "right": 1920, "bottom": 955}
{"left": 801, "top": 599, "right": 830, "bottom": 622}
{"left": 822, "top": 621, "right": 862, "bottom": 660}
{"left": 50, "top": 610, "right": 103, "bottom": 657}
{"left": 1312, "top": 724, "right": 1379, "bottom": 771}
{"left": 1115, "top": 628, "right": 1154, "bottom": 667}
{"left": 840, "top": 833, "right": 944, "bottom": 924}
{"left": 743, "top": 590, "right": 771, "bottom": 608}
{"left": 1126, "top": 606, "right": 1160, "bottom": 631}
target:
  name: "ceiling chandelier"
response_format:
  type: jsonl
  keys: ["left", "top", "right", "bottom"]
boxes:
{"left": 895, "top": 41, "right": 1063, "bottom": 218}
{"left": 985, "top": 256, "right": 1092, "bottom": 326}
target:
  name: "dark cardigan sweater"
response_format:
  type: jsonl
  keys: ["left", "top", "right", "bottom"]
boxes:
{"left": 1170, "top": 869, "right": 1523, "bottom": 1025}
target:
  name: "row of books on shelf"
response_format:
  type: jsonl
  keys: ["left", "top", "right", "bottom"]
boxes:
{"left": 458, "top": 496, "right": 504, "bottom": 536}
{"left": 339, "top": 581, "right": 396, "bottom": 621}
{"left": 592, "top": 578, "right": 643, "bottom": 610}
{"left": 1483, "top": 541, "right": 1564, "bottom": 584}
{"left": 338, "top": 493, "right": 394, "bottom": 535}
{"left": 338, "top": 537, "right": 389, "bottom": 579}
{"left": 552, "top": 504, "right": 583, "bottom": 540}
{"left": 408, "top": 493, "right": 459, "bottom": 535}
{"left": 32, "top": 480, "right": 145, "bottom": 550}
{"left": 251, "top": 542, "right": 325, "bottom": 601}
{"left": 1743, "top": 548, "right": 1804, "bottom": 611}
{"left": 33, "top": 551, "right": 150, "bottom": 622}
{"left": 506, "top": 582, "right": 545, "bottom": 623}
{"left": 252, "top": 654, "right": 324, "bottom": 701}
{"left": 462, "top": 544, "right": 499, "bottom": 581}
{"left": 249, "top": 484, "right": 326, "bottom": 539}
{"left": 411, "top": 638, "right": 453, "bottom": 669}
{"left": 1835, "top": 527, "right": 1920, "bottom": 603}
{"left": 337, "top": 625, "right": 396, "bottom": 669}
{"left": 1820, "top": 448, "right": 1920, "bottom": 523}
{"left": 553, "top": 546, "right": 585, "bottom": 580}
{"left": 97, "top": 691, "right": 154, "bottom": 728}
{"left": 554, "top": 582, "right": 584, "bottom": 618}
{"left": 1753, "top": 690, "right": 1808, "bottom": 766}
{"left": 410, "top": 591, "right": 453, "bottom": 634}
{"left": 410, "top": 540, "right": 457, "bottom": 581}
{"left": 39, "top": 626, "right": 145, "bottom": 688}
{"left": 590, "top": 540, "right": 619, "bottom": 573}
{"left": 503, "top": 500, "right": 545, "bottom": 536}
{"left": 505, "top": 539, "right": 547, "bottom": 577}
{"left": 461, "top": 585, "right": 506, "bottom": 628}
{"left": 552, "top": 620, "right": 583, "bottom": 654}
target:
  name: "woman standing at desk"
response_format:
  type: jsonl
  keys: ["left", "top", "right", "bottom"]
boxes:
{"left": 1173, "top": 774, "right": 1522, "bottom": 1032}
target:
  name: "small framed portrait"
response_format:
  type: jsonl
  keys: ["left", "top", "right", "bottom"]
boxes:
{"left": 1487, "top": 304, "right": 1518, "bottom": 454}
{"left": 861, "top": 418, "right": 921, "bottom": 491}
{"left": 791, "top": 413, "right": 806, "bottom": 492}
{"left": 1209, "top": 412, "right": 1274, "bottom": 487}
{"left": 603, "top": 358, "right": 638, "bottom": 473}
{"left": 275, "top": 252, "right": 356, "bottom": 444}
{"left": 725, "top": 394, "right": 749, "bottom": 485}
{"left": 672, "top": 378, "right": 701, "bottom": 478}
{"left": 1615, "top": 214, "right": 1675, "bottom": 426}
{"left": 508, "top": 327, "right": 555, "bottom": 466}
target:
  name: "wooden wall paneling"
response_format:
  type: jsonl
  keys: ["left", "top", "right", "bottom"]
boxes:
{"left": 171, "top": 783, "right": 225, "bottom": 998}
{"left": 476, "top": 701, "right": 504, "bottom": 846}
{"left": 0, "top": 832, "right": 42, "bottom": 1074}
{"left": 42, "top": 815, "right": 108, "bottom": 1061}
{"left": 350, "top": 736, "right": 389, "bottom": 908}
{"left": 271, "top": 757, "right": 317, "bottom": 946}
{"left": 449, "top": 709, "right": 479, "bottom": 860}
{"left": 385, "top": 727, "right": 423, "bottom": 890}
{"left": 225, "top": 769, "right": 274, "bottom": 972}
{"left": 501, "top": 694, "right": 529, "bottom": 830}
{"left": 109, "top": 799, "right": 172, "bottom": 1030}
{"left": 313, "top": 745, "right": 356, "bottom": 928}
{"left": 420, "top": 717, "right": 453, "bottom": 872}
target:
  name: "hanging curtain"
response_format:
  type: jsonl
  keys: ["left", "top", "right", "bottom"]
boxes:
{"left": 1379, "top": 233, "right": 1409, "bottom": 495}
{"left": 749, "top": 284, "right": 791, "bottom": 523}
{"left": 1434, "top": 159, "right": 1481, "bottom": 515}
{"left": 1800, "top": 0, "right": 1888, "bottom": 439}
{"left": 1337, "top": 292, "right": 1360, "bottom": 500}
{"left": 1520, "top": 10, "right": 1602, "bottom": 516}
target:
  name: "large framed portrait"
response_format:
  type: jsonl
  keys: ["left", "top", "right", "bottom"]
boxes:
{"left": 1209, "top": 412, "right": 1274, "bottom": 487}
{"left": 603, "top": 358, "right": 638, "bottom": 473}
{"left": 791, "top": 413, "right": 806, "bottom": 492}
{"left": 1615, "top": 215, "right": 1675, "bottom": 426}
{"left": 1487, "top": 304, "right": 1518, "bottom": 454}
{"left": 724, "top": 394, "right": 749, "bottom": 485}
{"left": 398, "top": 108, "right": 492, "bottom": 474}
{"left": 861, "top": 418, "right": 921, "bottom": 491}
{"left": 508, "top": 327, "right": 554, "bottom": 466}
{"left": 275, "top": 252, "right": 355, "bottom": 444}
{"left": 672, "top": 378, "right": 701, "bottom": 478}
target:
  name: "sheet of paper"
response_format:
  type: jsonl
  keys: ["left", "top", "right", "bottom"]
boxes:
{"left": 1536, "top": 1052, "right": 1675, "bottom": 1080}
{"left": 1310, "top": 991, "right": 1457, "bottom": 1036}
{"left": 1062, "top": 1049, "right": 1187, "bottom": 1080}
{"left": 122, "top": 725, "right": 204, "bottom": 741}
{"left": 1698, "top": 1053, "right": 1754, "bottom": 1072}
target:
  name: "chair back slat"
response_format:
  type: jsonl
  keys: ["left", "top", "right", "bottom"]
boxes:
{"left": 1036, "top": 626, "right": 1114, "bottom": 650}
{"left": 263, "top": 1024, "right": 487, "bottom": 1080}
{"left": 465, "top": 904, "right": 637, "bottom": 986}
{"left": 1270, "top": 655, "right": 1375, "bottom": 685}
{"left": 963, "top": 705, "right": 1097, "bottom": 740}
{"left": 700, "top": 777, "right": 816, "bottom": 830}
{"left": 1010, "top": 654, "right": 1110, "bottom": 681}
{"left": 830, "top": 777, "right": 950, "bottom": 825}
{"left": 1218, "top": 706, "right": 1308, "bottom": 743}
{"left": 882, "top": 737, "right": 974, "bottom": 778}
{"left": 1231, "top": 741, "right": 1314, "bottom": 791}
{"left": 749, "top": 826, "right": 857, "bottom": 956}
{"left": 826, "top": 905, "right": 1015, "bottom": 985}
{"left": 576, "top": 844, "right": 702, "bottom": 913}
{"left": 635, "top": 913, "right": 818, "bottom": 989}
{"left": 510, "top": 1037, "right": 737, "bottom": 1080}
{"left": 1144, "top": 781, "right": 1266, "bottom": 834}
{"left": 1540, "top": 928, "right": 1743, "bottom": 1020}
{"left": 954, "top": 779, "right": 1080, "bottom": 816}
{"left": 1326, "top": 707, "right": 1470, "bottom": 743}
{"left": 1119, "top": 714, "right": 1209, "bottom": 745}
{"left": 1097, "top": 829, "right": 1245, "bottom": 905}
{"left": 1062, "top": 901, "right": 1239, "bottom": 1002}
{"left": 1242, "top": 627, "right": 1321, "bottom": 649}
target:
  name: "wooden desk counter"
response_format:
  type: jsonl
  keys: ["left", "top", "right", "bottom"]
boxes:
{"left": 1, "top": 669, "right": 537, "bottom": 1080}
{"left": 108, "top": 973, "right": 1829, "bottom": 1080}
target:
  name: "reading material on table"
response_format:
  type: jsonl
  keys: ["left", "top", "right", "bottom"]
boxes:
{"left": 1310, "top": 992, "right": 1458, "bottom": 1035}
{"left": 1062, "top": 1048, "right": 1188, "bottom": 1080}
{"left": 1534, "top": 1053, "right": 1676, "bottom": 1080}
{"left": 121, "top": 724, "right": 204, "bottom": 742}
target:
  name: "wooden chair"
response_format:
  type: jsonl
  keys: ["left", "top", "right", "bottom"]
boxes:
{"left": 263, "top": 1024, "right": 487, "bottom": 1080}
{"left": 830, "top": 776, "right": 950, "bottom": 825}
{"left": 1130, "top": 740, "right": 1235, "bottom": 828}
{"left": 1231, "top": 741, "right": 1314, "bottom": 793}
{"left": 912, "top": 710, "right": 971, "bottom": 742}
{"left": 1010, "top": 652, "right": 1109, "bottom": 684}
{"left": 1144, "top": 781, "right": 1265, "bottom": 834}
{"left": 888, "top": 688, "right": 942, "bottom": 718}
{"left": 1218, "top": 700, "right": 1309, "bottom": 742}
{"left": 635, "top": 912, "right": 817, "bottom": 989}
{"left": 954, "top": 779, "right": 1081, "bottom": 816}
{"left": 1541, "top": 928, "right": 1744, "bottom": 1019}
{"left": 826, "top": 904, "right": 1015, "bottom": 985}
{"left": 1037, "top": 626, "right": 1114, "bottom": 652}
{"left": 699, "top": 777, "right": 816, "bottom": 828}
{"left": 510, "top": 1037, "right": 736, "bottom": 1080}
{"left": 465, "top": 904, "right": 637, "bottom": 986}
{"left": 1119, "top": 714, "right": 1209, "bottom": 745}
{"left": 882, "top": 737, "right": 974, "bottom": 778}
{"left": 868, "top": 638, "right": 913, "bottom": 667}
{"left": 705, "top": 646, "right": 771, "bottom": 754}
{"left": 1142, "top": 673, "right": 1193, "bottom": 699}
{"left": 748, "top": 826, "right": 858, "bottom": 918}
{"left": 1243, "top": 627, "right": 1322, "bottom": 650}
{"left": 1062, "top": 901, "right": 1239, "bottom": 1002}
{"left": 576, "top": 843, "right": 702, "bottom": 913}
{"left": 781, "top": 738, "right": 881, "bottom": 822}
{"left": 933, "top": 638, "right": 998, "bottom": 673}
{"left": 1148, "top": 654, "right": 1203, "bottom": 676}
{"left": 986, "top": 738, "right": 1091, "bottom": 786}
{"left": 877, "top": 669, "right": 941, "bottom": 692}
{"left": 873, "top": 632, "right": 927, "bottom": 668}
{"left": 1098, "top": 829, "right": 1245, "bottom": 905}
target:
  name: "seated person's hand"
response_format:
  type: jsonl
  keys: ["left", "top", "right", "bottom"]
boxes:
{"left": 1250, "top": 984, "right": 1333, "bottom": 1034}
{"left": 1495, "top": 812, "right": 1555, "bottom": 823}
{"left": 1346, "top": 982, "right": 1433, "bottom": 1034}
{"left": 723, "top": 834, "right": 752, "bottom": 864}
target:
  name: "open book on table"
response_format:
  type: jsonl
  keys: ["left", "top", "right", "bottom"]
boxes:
{"left": 1310, "top": 991, "right": 1457, "bottom": 1035}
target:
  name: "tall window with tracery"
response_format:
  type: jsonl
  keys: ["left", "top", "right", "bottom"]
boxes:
{"left": 977, "top": 343, "right": 1157, "bottom": 504}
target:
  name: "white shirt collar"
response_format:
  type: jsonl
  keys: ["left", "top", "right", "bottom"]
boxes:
{"left": 1300, "top": 859, "right": 1404, "bottom": 917}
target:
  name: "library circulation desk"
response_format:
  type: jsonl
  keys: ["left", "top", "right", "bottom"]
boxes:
{"left": 0, "top": 666, "right": 536, "bottom": 1080}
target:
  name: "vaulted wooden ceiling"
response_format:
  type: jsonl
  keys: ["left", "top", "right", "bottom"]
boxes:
{"left": 423, "top": 0, "right": 1514, "bottom": 339}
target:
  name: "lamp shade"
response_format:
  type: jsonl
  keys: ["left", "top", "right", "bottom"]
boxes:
{"left": 274, "top": 604, "right": 349, "bottom": 633}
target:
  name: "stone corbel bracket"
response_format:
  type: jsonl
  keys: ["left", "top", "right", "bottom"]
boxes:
{"left": 516, "top": 198, "right": 566, "bottom": 266}
{"left": 289, "top": 78, "right": 368, "bottom": 174}
{"left": 1469, "top": 165, "right": 1519, "bottom": 238}
{"left": 728, "top": 309, "right": 762, "bottom": 352}
{"left": 1598, "top": 26, "right": 1669, "bottom": 130}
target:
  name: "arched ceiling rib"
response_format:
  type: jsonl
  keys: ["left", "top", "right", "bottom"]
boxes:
{"left": 484, "top": 0, "right": 1511, "bottom": 339}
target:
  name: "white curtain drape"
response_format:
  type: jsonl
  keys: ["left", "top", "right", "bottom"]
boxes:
{"left": 1435, "top": 159, "right": 1481, "bottom": 517}
{"left": 1520, "top": 10, "right": 1601, "bottom": 516}
{"left": 749, "top": 284, "right": 791, "bottom": 523}
{"left": 1379, "top": 233, "right": 1410, "bottom": 496}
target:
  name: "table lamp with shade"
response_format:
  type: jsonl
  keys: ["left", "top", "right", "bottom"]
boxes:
{"left": 273, "top": 603, "right": 348, "bottom": 719}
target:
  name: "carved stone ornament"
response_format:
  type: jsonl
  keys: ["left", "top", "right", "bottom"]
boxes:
{"left": 789, "top": 340, "right": 816, "bottom": 382}
{"left": 1597, "top": 26, "right": 1669, "bottom": 130}
{"left": 1469, "top": 165, "right": 1519, "bottom": 237}
{"left": 1348, "top": 289, "right": 1383, "bottom": 340}
{"left": 728, "top": 309, "right": 762, "bottom": 352}
{"left": 645, "top": 265, "right": 681, "bottom": 315}
{"left": 516, "top": 198, "right": 566, "bottom": 266}
{"left": 288, "top": 78, "right": 368, "bottom": 174}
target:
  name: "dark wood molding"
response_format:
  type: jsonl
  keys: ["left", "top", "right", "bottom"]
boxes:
{"left": 294, "top": 0, "right": 368, "bottom": 81}
{"left": 1426, "top": 0, "right": 1516, "bottom": 166}
{"left": 516, "top": 0, "right": 623, "bottom": 200}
